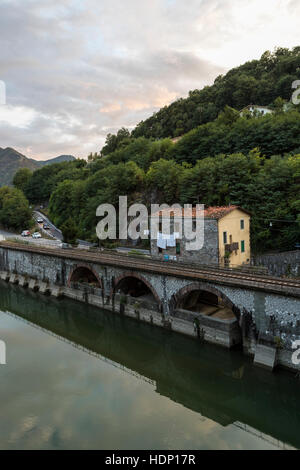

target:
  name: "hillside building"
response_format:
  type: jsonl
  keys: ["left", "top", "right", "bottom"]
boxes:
{"left": 239, "top": 105, "right": 274, "bottom": 116}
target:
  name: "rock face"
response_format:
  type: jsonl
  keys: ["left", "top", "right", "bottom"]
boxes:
{"left": 0, "top": 148, "right": 76, "bottom": 186}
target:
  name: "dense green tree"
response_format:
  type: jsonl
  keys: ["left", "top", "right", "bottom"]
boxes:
{"left": 61, "top": 217, "right": 78, "bottom": 245}
{"left": 171, "top": 108, "right": 300, "bottom": 164}
{"left": 13, "top": 168, "right": 33, "bottom": 193}
{"left": 145, "top": 159, "right": 183, "bottom": 205}
{"left": 28, "top": 149, "right": 300, "bottom": 252}
{"left": 24, "top": 160, "right": 88, "bottom": 203}
{"left": 0, "top": 186, "right": 32, "bottom": 231}
{"left": 100, "top": 128, "right": 131, "bottom": 156}
{"left": 217, "top": 106, "right": 240, "bottom": 126}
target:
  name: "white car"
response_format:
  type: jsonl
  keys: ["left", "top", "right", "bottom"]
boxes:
{"left": 21, "top": 230, "right": 30, "bottom": 237}
{"left": 37, "top": 218, "right": 44, "bottom": 224}
{"left": 32, "top": 232, "right": 42, "bottom": 239}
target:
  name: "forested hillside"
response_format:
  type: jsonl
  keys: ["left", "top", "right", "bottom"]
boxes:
{"left": 13, "top": 47, "right": 300, "bottom": 255}
{"left": 131, "top": 47, "right": 300, "bottom": 140}
{"left": 17, "top": 146, "right": 300, "bottom": 254}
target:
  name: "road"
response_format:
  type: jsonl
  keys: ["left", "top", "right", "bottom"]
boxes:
{"left": 0, "top": 210, "right": 64, "bottom": 248}
{"left": 0, "top": 227, "right": 62, "bottom": 248}
{"left": 34, "top": 211, "right": 93, "bottom": 248}
{"left": 1, "top": 212, "right": 149, "bottom": 254}
{"left": 34, "top": 210, "right": 63, "bottom": 241}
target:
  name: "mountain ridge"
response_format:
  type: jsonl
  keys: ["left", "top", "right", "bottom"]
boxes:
{"left": 37, "top": 154, "right": 76, "bottom": 167}
{"left": 0, "top": 147, "right": 76, "bottom": 186}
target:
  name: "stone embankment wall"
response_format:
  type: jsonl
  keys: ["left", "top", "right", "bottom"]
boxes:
{"left": 0, "top": 270, "right": 240, "bottom": 349}
{"left": 252, "top": 250, "right": 300, "bottom": 278}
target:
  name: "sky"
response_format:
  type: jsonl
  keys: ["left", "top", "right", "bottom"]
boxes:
{"left": 0, "top": 0, "right": 299, "bottom": 160}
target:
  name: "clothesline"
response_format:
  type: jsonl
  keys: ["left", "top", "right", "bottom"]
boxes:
{"left": 156, "top": 232, "right": 179, "bottom": 249}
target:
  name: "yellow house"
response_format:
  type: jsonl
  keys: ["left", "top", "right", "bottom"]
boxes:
{"left": 150, "top": 205, "right": 251, "bottom": 267}
{"left": 217, "top": 206, "right": 251, "bottom": 267}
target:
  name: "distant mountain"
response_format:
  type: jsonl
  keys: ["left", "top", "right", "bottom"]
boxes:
{"left": 0, "top": 148, "right": 76, "bottom": 186}
{"left": 37, "top": 155, "right": 76, "bottom": 167}
{"left": 0, "top": 147, "right": 38, "bottom": 187}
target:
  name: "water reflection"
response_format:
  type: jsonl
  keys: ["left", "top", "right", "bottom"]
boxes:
{"left": 0, "top": 281, "right": 299, "bottom": 450}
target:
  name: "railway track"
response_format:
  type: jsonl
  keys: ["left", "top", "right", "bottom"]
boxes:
{"left": 1, "top": 241, "right": 300, "bottom": 293}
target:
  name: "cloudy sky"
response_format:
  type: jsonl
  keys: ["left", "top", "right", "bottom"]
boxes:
{"left": 0, "top": 0, "right": 299, "bottom": 160}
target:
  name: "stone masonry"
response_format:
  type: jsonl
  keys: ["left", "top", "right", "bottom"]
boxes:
{"left": 0, "top": 243, "right": 300, "bottom": 371}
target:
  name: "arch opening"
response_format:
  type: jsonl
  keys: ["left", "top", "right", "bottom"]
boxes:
{"left": 173, "top": 284, "right": 239, "bottom": 322}
{"left": 170, "top": 283, "right": 243, "bottom": 348}
{"left": 69, "top": 266, "right": 101, "bottom": 288}
{"left": 115, "top": 277, "right": 156, "bottom": 302}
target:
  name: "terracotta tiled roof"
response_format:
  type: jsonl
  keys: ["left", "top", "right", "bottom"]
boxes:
{"left": 152, "top": 205, "right": 250, "bottom": 219}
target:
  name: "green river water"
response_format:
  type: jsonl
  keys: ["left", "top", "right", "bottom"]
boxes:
{"left": 0, "top": 281, "right": 299, "bottom": 450}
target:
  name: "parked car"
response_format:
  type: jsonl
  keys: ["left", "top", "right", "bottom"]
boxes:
{"left": 32, "top": 232, "right": 42, "bottom": 239}
{"left": 21, "top": 230, "right": 30, "bottom": 237}
{"left": 43, "top": 223, "right": 49, "bottom": 229}
{"left": 37, "top": 218, "right": 43, "bottom": 224}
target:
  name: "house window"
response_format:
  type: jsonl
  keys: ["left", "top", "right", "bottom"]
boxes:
{"left": 223, "top": 232, "right": 227, "bottom": 244}
{"left": 240, "top": 219, "right": 245, "bottom": 230}
{"left": 241, "top": 240, "right": 245, "bottom": 253}
{"left": 176, "top": 242, "right": 181, "bottom": 255}
{"left": 158, "top": 247, "right": 162, "bottom": 253}
{"left": 159, "top": 221, "right": 162, "bottom": 231}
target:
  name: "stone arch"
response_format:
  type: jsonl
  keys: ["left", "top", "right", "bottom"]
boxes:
{"left": 169, "top": 282, "right": 241, "bottom": 320}
{"left": 111, "top": 271, "right": 162, "bottom": 308}
{"left": 67, "top": 264, "right": 102, "bottom": 288}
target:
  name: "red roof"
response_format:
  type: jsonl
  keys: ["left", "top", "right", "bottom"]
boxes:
{"left": 152, "top": 205, "right": 250, "bottom": 220}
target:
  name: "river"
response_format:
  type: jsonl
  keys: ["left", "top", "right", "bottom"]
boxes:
{"left": 0, "top": 281, "right": 299, "bottom": 450}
